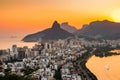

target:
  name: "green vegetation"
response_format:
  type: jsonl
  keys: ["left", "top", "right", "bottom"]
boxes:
{"left": 23, "top": 67, "right": 34, "bottom": 75}
{"left": 0, "top": 61, "right": 2, "bottom": 65}
{"left": 0, "top": 74, "right": 24, "bottom": 80}
{"left": 0, "top": 73, "right": 33, "bottom": 80}
{"left": 0, "top": 61, "right": 2, "bottom": 72}
{"left": 54, "top": 67, "right": 62, "bottom": 80}
{"left": 5, "top": 59, "right": 22, "bottom": 64}
{"left": 81, "top": 61, "right": 97, "bottom": 80}
{"left": 4, "top": 68, "right": 11, "bottom": 75}
{"left": 72, "top": 49, "right": 98, "bottom": 80}
{"left": 0, "top": 65, "right": 34, "bottom": 80}
{"left": 92, "top": 45, "right": 120, "bottom": 57}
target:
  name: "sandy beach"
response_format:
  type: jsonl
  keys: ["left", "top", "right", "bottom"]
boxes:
{"left": 86, "top": 55, "right": 120, "bottom": 80}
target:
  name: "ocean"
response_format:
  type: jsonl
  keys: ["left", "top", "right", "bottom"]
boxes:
{"left": 86, "top": 55, "right": 120, "bottom": 80}
{"left": 0, "top": 37, "right": 36, "bottom": 50}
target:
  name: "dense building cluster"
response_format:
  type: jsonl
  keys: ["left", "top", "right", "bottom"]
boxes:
{"left": 0, "top": 38, "right": 120, "bottom": 80}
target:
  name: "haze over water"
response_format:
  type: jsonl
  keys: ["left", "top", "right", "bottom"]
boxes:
{"left": 0, "top": 37, "right": 36, "bottom": 49}
{"left": 86, "top": 55, "right": 120, "bottom": 80}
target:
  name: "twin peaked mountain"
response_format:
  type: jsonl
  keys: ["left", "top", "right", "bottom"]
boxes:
{"left": 22, "top": 20, "right": 120, "bottom": 42}
{"left": 22, "top": 21, "right": 74, "bottom": 42}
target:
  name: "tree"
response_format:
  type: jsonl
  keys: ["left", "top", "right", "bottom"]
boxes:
{"left": 54, "top": 68, "right": 62, "bottom": 80}
{"left": 4, "top": 74, "right": 24, "bottom": 80}
{"left": 0, "top": 74, "right": 33, "bottom": 80}
{"left": 24, "top": 67, "right": 34, "bottom": 75}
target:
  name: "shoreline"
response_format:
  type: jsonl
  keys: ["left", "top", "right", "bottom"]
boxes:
{"left": 86, "top": 55, "right": 120, "bottom": 80}
{"left": 74, "top": 51, "right": 98, "bottom": 80}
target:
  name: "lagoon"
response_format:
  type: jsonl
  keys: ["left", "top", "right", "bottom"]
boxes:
{"left": 86, "top": 55, "right": 120, "bottom": 80}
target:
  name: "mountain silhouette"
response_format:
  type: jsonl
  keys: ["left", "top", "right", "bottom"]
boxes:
{"left": 75, "top": 20, "right": 120, "bottom": 40}
{"left": 22, "top": 21, "right": 74, "bottom": 42}
{"left": 60, "top": 22, "right": 77, "bottom": 33}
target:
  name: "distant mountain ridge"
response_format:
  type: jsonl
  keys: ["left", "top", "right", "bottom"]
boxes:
{"left": 75, "top": 20, "right": 120, "bottom": 40}
{"left": 22, "top": 20, "right": 120, "bottom": 42}
{"left": 60, "top": 22, "right": 77, "bottom": 33}
{"left": 22, "top": 21, "right": 74, "bottom": 42}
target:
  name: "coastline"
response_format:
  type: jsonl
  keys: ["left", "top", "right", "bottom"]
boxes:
{"left": 74, "top": 51, "right": 98, "bottom": 80}
{"left": 86, "top": 55, "right": 120, "bottom": 80}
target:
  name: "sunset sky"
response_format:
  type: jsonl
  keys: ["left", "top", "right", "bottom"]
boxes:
{"left": 1, "top": 0, "right": 120, "bottom": 38}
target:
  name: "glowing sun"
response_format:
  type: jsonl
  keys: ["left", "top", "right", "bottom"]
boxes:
{"left": 112, "top": 9, "right": 120, "bottom": 22}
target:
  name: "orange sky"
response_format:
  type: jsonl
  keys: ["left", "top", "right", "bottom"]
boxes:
{"left": 1, "top": 0, "right": 120, "bottom": 37}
